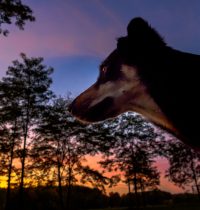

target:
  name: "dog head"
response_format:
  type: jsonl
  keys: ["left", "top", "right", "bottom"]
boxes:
{"left": 69, "top": 17, "right": 176, "bottom": 134}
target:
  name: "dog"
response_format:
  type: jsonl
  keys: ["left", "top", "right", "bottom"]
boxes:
{"left": 69, "top": 17, "right": 199, "bottom": 149}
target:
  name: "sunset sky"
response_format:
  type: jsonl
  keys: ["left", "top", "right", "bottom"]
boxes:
{"left": 0, "top": 0, "right": 199, "bottom": 194}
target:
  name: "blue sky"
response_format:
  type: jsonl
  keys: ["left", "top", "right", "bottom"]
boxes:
{"left": 1, "top": 0, "right": 200, "bottom": 98}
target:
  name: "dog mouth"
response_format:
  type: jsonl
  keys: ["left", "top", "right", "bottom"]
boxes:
{"left": 85, "top": 97, "right": 115, "bottom": 122}
{"left": 69, "top": 96, "right": 116, "bottom": 123}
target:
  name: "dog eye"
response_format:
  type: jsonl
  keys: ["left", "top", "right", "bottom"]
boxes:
{"left": 101, "top": 67, "right": 107, "bottom": 74}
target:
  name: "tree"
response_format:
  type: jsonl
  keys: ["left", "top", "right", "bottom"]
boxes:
{"left": 98, "top": 113, "right": 160, "bottom": 208}
{"left": 80, "top": 165, "right": 119, "bottom": 194}
{"left": 0, "top": 64, "right": 24, "bottom": 210}
{"left": 165, "top": 140, "right": 200, "bottom": 199}
{"left": 31, "top": 97, "right": 113, "bottom": 210}
{"left": 0, "top": 0, "right": 35, "bottom": 36}
{"left": 0, "top": 124, "right": 21, "bottom": 210}
{"left": 124, "top": 145, "right": 160, "bottom": 207}
{"left": 0, "top": 53, "right": 54, "bottom": 208}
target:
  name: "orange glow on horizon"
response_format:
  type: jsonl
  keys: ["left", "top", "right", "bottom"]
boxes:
{"left": 0, "top": 155, "right": 188, "bottom": 195}
{"left": 85, "top": 155, "right": 187, "bottom": 195}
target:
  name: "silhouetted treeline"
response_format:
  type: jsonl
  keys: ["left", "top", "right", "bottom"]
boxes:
{"left": 0, "top": 185, "right": 107, "bottom": 210}
{"left": 0, "top": 186, "right": 200, "bottom": 210}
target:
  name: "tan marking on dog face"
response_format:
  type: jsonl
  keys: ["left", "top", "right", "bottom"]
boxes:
{"left": 70, "top": 63, "right": 177, "bottom": 134}
{"left": 121, "top": 65, "right": 177, "bottom": 133}
{"left": 90, "top": 65, "right": 139, "bottom": 107}
{"left": 91, "top": 64, "right": 177, "bottom": 133}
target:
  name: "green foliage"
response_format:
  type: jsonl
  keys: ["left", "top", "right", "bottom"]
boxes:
{"left": 0, "top": 0, "right": 35, "bottom": 36}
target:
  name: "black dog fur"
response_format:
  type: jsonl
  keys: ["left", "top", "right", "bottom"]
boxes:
{"left": 117, "top": 17, "right": 199, "bottom": 148}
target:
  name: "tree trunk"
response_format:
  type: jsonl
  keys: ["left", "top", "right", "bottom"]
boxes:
{"left": 133, "top": 171, "right": 139, "bottom": 209}
{"left": 66, "top": 167, "right": 72, "bottom": 210}
{"left": 19, "top": 120, "right": 29, "bottom": 209}
{"left": 19, "top": 93, "right": 30, "bottom": 209}
{"left": 190, "top": 152, "right": 200, "bottom": 200}
{"left": 127, "top": 177, "right": 132, "bottom": 210}
{"left": 57, "top": 162, "right": 64, "bottom": 210}
{"left": 128, "top": 178, "right": 131, "bottom": 194}
{"left": 139, "top": 178, "right": 146, "bottom": 207}
{"left": 5, "top": 145, "right": 14, "bottom": 210}
{"left": 5, "top": 120, "right": 17, "bottom": 210}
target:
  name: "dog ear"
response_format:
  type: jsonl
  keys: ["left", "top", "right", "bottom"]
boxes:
{"left": 126, "top": 17, "right": 165, "bottom": 47}
{"left": 117, "top": 18, "right": 152, "bottom": 61}
{"left": 127, "top": 17, "right": 149, "bottom": 38}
